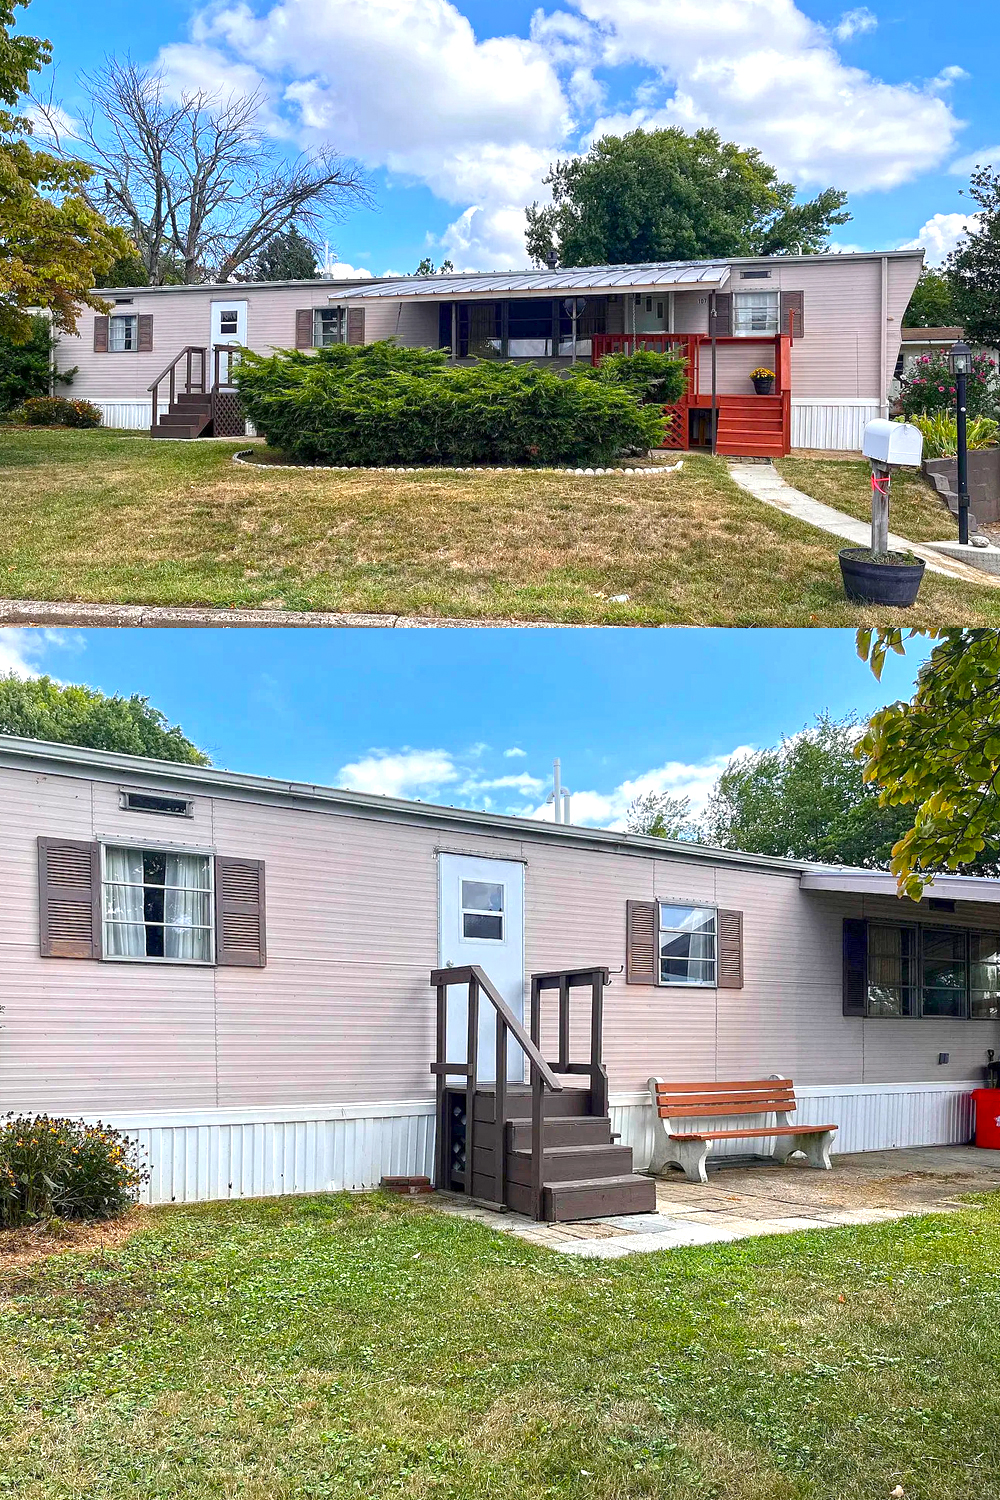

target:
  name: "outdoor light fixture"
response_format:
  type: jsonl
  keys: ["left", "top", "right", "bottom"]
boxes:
{"left": 950, "top": 339, "right": 972, "bottom": 544}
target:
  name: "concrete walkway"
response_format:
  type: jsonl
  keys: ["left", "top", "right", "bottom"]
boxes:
{"left": 433, "top": 1145, "right": 1000, "bottom": 1259}
{"left": 0, "top": 599, "right": 576, "bottom": 629}
{"left": 728, "top": 461, "right": 1000, "bottom": 588}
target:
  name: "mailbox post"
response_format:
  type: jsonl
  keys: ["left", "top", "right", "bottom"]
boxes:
{"left": 860, "top": 420, "right": 924, "bottom": 555}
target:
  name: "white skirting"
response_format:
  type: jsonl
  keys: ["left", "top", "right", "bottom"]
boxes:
{"left": 791, "top": 399, "right": 882, "bottom": 452}
{"left": 94, "top": 1080, "right": 975, "bottom": 1206}
{"left": 88, "top": 399, "right": 252, "bottom": 436}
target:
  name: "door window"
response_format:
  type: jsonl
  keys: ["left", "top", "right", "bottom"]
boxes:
{"left": 461, "top": 879, "right": 504, "bottom": 941}
{"left": 218, "top": 310, "right": 240, "bottom": 337}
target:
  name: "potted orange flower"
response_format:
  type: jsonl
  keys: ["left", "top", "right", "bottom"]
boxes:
{"left": 750, "top": 367, "right": 775, "bottom": 395}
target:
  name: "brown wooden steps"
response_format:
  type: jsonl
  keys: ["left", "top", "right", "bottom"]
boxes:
{"left": 506, "top": 1173, "right": 656, "bottom": 1219}
{"left": 502, "top": 1095, "right": 655, "bottom": 1222}
{"left": 151, "top": 394, "right": 213, "bottom": 439}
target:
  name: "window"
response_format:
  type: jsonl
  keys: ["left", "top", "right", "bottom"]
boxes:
{"left": 733, "top": 291, "right": 779, "bottom": 335}
{"left": 120, "top": 789, "right": 193, "bottom": 817}
{"left": 740, "top": 269, "right": 771, "bottom": 280}
{"left": 867, "top": 923, "right": 917, "bottom": 1016}
{"left": 109, "top": 314, "right": 138, "bottom": 352}
{"left": 102, "top": 846, "right": 213, "bottom": 963}
{"left": 859, "top": 922, "right": 1000, "bottom": 1018}
{"left": 659, "top": 904, "right": 716, "bottom": 985}
{"left": 461, "top": 879, "right": 504, "bottom": 941}
{"left": 314, "top": 307, "right": 345, "bottom": 346}
{"left": 218, "top": 310, "right": 240, "bottom": 336}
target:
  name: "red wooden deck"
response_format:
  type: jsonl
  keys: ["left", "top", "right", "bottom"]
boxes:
{"left": 591, "top": 332, "right": 792, "bottom": 458}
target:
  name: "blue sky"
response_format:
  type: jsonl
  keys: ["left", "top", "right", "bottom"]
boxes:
{"left": 23, "top": 0, "right": 999, "bottom": 276}
{"left": 0, "top": 627, "right": 931, "bottom": 827}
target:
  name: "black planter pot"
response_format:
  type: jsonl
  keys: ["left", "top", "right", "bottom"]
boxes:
{"left": 752, "top": 376, "right": 774, "bottom": 395}
{"left": 839, "top": 547, "right": 925, "bottom": 607}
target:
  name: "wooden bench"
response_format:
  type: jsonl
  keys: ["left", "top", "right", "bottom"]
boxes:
{"left": 647, "top": 1077, "right": 837, "bottom": 1184}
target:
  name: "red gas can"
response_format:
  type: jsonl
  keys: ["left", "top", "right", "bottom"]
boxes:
{"left": 972, "top": 1088, "right": 1000, "bottom": 1149}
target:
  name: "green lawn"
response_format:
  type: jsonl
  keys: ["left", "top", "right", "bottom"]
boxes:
{"left": 3, "top": 1193, "right": 1000, "bottom": 1498}
{"left": 775, "top": 457, "right": 954, "bottom": 544}
{"left": 0, "top": 427, "right": 996, "bottom": 624}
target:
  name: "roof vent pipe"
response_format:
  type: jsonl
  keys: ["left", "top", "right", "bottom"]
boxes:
{"left": 545, "top": 249, "right": 559, "bottom": 270}
{"left": 546, "top": 759, "right": 571, "bottom": 824}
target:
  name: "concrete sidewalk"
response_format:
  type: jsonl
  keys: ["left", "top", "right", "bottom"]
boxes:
{"left": 729, "top": 461, "right": 1000, "bottom": 588}
{"left": 0, "top": 599, "right": 575, "bottom": 629}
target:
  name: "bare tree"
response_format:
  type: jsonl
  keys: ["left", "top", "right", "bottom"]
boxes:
{"left": 37, "top": 60, "right": 371, "bottom": 283}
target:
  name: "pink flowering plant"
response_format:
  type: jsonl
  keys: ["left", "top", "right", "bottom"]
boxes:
{"left": 898, "top": 349, "right": 999, "bottom": 421}
{"left": 0, "top": 1113, "right": 147, "bottom": 1228}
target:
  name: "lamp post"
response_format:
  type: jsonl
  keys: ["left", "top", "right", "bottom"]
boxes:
{"left": 949, "top": 339, "right": 972, "bottom": 545}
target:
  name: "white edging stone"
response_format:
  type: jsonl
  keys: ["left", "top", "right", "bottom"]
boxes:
{"left": 232, "top": 450, "right": 684, "bottom": 478}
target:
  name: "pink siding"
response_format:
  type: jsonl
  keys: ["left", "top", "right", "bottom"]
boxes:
{"left": 1, "top": 760, "right": 992, "bottom": 1117}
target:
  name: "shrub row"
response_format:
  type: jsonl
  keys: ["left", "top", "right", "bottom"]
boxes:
{"left": 898, "top": 349, "right": 999, "bottom": 423}
{"left": 235, "top": 342, "right": 683, "bottom": 466}
{"left": 0, "top": 1113, "right": 146, "bottom": 1228}
{"left": 16, "top": 396, "right": 103, "bottom": 428}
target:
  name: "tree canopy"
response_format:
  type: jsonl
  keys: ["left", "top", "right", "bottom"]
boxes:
{"left": 700, "top": 712, "right": 916, "bottom": 868}
{"left": 857, "top": 628, "right": 1000, "bottom": 898}
{"left": 903, "top": 268, "right": 958, "bottom": 328}
{"left": 525, "top": 128, "right": 851, "bottom": 268}
{"left": 0, "top": 674, "right": 210, "bottom": 763}
{"left": 625, "top": 791, "right": 700, "bottom": 840}
{"left": 249, "top": 227, "right": 319, "bottom": 282}
{"left": 947, "top": 166, "right": 1000, "bottom": 349}
{"left": 0, "top": 0, "right": 127, "bottom": 337}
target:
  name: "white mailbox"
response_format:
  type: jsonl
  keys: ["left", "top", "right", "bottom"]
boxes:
{"left": 862, "top": 419, "right": 924, "bottom": 467}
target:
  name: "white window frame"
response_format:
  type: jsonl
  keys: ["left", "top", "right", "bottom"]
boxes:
{"left": 733, "top": 291, "right": 780, "bottom": 337}
{"left": 100, "top": 842, "right": 215, "bottom": 965}
{"left": 314, "top": 307, "right": 346, "bottom": 347}
{"left": 108, "top": 314, "right": 138, "bottom": 352}
{"left": 460, "top": 877, "right": 506, "bottom": 945}
{"left": 657, "top": 901, "right": 718, "bottom": 987}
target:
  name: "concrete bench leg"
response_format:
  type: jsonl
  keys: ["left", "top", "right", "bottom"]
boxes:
{"left": 650, "top": 1135, "right": 711, "bottom": 1184}
{"left": 772, "top": 1130, "right": 835, "bottom": 1171}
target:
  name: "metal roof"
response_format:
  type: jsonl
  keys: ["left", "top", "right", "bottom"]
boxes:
{"left": 333, "top": 261, "right": 731, "bottom": 300}
{"left": 5, "top": 735, "right": 1000, "bottom": 903}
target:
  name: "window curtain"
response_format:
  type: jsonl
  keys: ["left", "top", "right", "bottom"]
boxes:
{"left": 104, "top": 847, "right": 146, "bottom": 957}
{"left": 164, "top": 853, "right": 211, "bottom": 961}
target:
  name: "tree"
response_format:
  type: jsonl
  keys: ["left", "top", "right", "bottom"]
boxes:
{"left": 903, "top": 268, "right": 957, "bottom": 328}
{"left": 0, "top": 312, "right": 75, "bottom": 411}
{"left": 625, "top": 791, "right": 700, "bottom": 840}
{"left": 0, "top": 675, "right": 210, "bottom": 763}
{"left": 38, "top": 60, "right": 371, "bottom": 284}
{"left": 701, "top": 713, "right": 917, "bottom": 868}
{"left": 857, "top": 628, "right": 1000, "bottom": 897}
{"left": 249, "top": 226, "right": 318, "bottom": 282}
{"left": 414, "top": 257, "right": 455, "bottom": 276}
{"left": 947, "top": 166, "right": 1000, "bottom": 349}
{"left": 525, "top": 128, "right": 851, "bottom": 267}
{"left": 0, "top": 0, "right": 128, "bottom": 337}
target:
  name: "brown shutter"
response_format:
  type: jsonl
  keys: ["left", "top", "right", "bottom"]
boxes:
{"left": 626, "top": 899, "right": 656, "bottom": 984}
{"left": 347, "top": 307, "right": 366, "bottom": 346}
{"left": 38, "top": 837, "right": 100, "bottom": 959}
{"left": 708, "top": 293, "right": 731, "bottom": 337}
{"left": 843, "top": 918, "right": 867, "bottom": 1017}
{"left": 93, "top": 316, "right": 109, "bottom": 353}
{"left": 295, "top": 309, "right": 314, "bottom": 348}
{"left": 717, "top": 909, "right": 743, "bottom": 989}
{"left": 215, "top": 857, "right": 266, "bottom": 967}
{"left": 137, "top": 314, "right": 154, "bottom": 351}
{"left": 780, "top": 290, "right": 804, "bottom": 338}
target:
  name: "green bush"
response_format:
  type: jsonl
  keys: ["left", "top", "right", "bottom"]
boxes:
{"left": 0, "top": 1114, "right": 146, "bottom": 1228}
{"left": 910, "top": 411, "right": 1000, "bottom": 458}
{"left": 898, "top": 349, "right": 999, "bottom": 421}
{"left": 17, "top": 395, "right": 102, "bottom": 428}
{"left": 0, "top": 315, "right": 76, "bottom": 414}
{"left": 235, "top": 341, "right": 666, "bottom": 465}
{"left": 581, "top": 347, "right": 687, "bottom": 405}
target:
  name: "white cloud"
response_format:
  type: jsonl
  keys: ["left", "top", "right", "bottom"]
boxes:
{"left": 529, "top": 748, "right": 754, "bottom": 830}
{"left": 462, "top": 772, "right": 546, "bottom": 794}
{"left": 950, "top": 145, "right": 1000, "bottom": 176}
{"left": 0, "top": 629, "right": 76, "bottom": 680}
{"left": 322, "top": 262, "right": 375, "bottom": 281}
{"left": 833, "top": 7, "right": 877, "bottom": 41}
{"left": 336, "top": 747, "right": 459, "bottom": 798}
{"left": 899, "top": 211, "right": 977, "bottom": 264}
{"left": 162, "top": 0, "right": 965, "bottom": 273}
{"left": 504, "top": 747, "right": 527, "bottom": 758}
{"left": 577, "top": 0, "right": 961, "bottom": 191}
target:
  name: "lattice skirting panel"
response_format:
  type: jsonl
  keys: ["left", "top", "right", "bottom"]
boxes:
{"left": 213, "top": 392, "right": 248, "bottom": 437}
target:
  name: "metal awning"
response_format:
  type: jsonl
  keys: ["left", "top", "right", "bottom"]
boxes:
{"left": 800, "top": 870, "right": 1000, "bottom": 905}
{"left": 331, "top": 261, "right": 731, "bottom": 302}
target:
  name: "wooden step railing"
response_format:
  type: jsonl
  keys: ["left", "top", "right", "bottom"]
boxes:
{"left": 431, "top": 965, "right": 561, "bottom": 1219}
{"left": 530, "top": 966, "right": 610, "bottom": 1120}
{"left": 149, "top": 344, "right": 243, "bottom": 434}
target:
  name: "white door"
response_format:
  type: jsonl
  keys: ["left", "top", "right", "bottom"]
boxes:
{"left": 438, "top": 854, "right": 525, "bottom": 1083}
{"left": 210, "top": 299, "right": 248, "bottom": 383}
